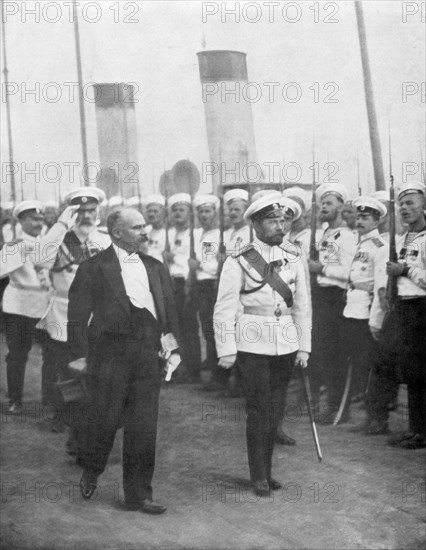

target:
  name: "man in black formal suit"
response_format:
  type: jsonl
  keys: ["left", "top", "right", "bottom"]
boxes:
{"left": 67, "top": 207, "right": 181, "bottom": 514}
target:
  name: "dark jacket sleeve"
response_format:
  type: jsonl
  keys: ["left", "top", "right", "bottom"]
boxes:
{"left": 159, "top": 262, "right": 181, "bottom": 345}
{"left": 67, "top": 261, "right": 94, "bottom": 360}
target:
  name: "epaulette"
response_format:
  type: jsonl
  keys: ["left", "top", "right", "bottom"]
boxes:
{"left": 333, "top": 231, "right": 341, "bottom": 240}
{"left": 280, "top": 242, "right": 300, "bottom": 258}
{"left": 233, "top": 243, "right": 255, "bottom": 259}
{"left": 371, "top": 237, "right": 384, "bottom": 248}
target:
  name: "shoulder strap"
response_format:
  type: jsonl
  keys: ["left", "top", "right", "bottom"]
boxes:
{"left": 241, "top": 247, "right": 293, "bottom": 307}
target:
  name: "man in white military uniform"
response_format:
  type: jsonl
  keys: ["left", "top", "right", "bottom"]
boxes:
{"left": 191, "top": 194, "right": 226, "bottom": 390}
{"left": 38, "top": 188, "right": 110, "bottom": 439}
{"left": 1, "top": 200, "right": 78, "bottom": 413}
{"left": 165, "top": 193, "right": 201, "bottom": 382}
{"left": 341, "top": 196, "right": 388, "bottom": 427}
{"left": 282, "top": 186, "right": 312, "bottom": 258}
{"left": 223, "top": 189, "right": 250, "bottom": 256}
{"left": 368, "top": 181, "right": 426, "bottom": 448}
{"left": 214, "top": 194, "right": 311, "bottom": 496}
{"left": 308, "top": 183, "right": 358, "bottom": 423}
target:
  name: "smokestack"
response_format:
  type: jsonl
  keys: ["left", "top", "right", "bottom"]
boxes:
{"left": 197, "top": 50, "right": 259, "bottom": 192}
{"left": 93, "top": 83, "right": 139, "bottom": 198}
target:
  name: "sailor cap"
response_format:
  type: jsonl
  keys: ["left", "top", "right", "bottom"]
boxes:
{"left": 370, "top": 190, "right": 390, "bottom": 204}
{"left": 167, "top": 193, "right": 191, "bottom": 208}
{"left": 396, "top": 181, "right": 425, "bottom": 201}
{"left": 142, "top": 194, "right": 166, "bottom": 207}
{"left": 353, "top": 196, "right": 387, "bottom": 218}
{"left": 282, "top": 186, "right": 310, "bottom": 212}
{"left": 223, "top": 188, "right": 249, "bottom": 205}
{"left": 317, "top": 183, "right": 348, "bottom": 203}
{"left": 193, "top": 194, "right": 219, "bottom": 209}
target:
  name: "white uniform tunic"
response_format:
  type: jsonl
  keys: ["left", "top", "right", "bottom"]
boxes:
{"left": 168, "top": 227, "right": 190, "bottom": 279}
{"left": 146, "top": 227, "right": 166, "bottom": 263}
{"left": 214, "top": 237, "right": 311, "bottom": 358}
{"left": 224, "top": 225, "right": 251, "bottom": 257}
{"left": 395, "top": 228, "right": 426, "bottom": 297}
{"left": 37, "top": 228, "right": 111, "bottom": 341}
{"left": 316, "top": 226, "right": 358, "bottom": 289}
{"left": 343, "top": 229, "right": 388, "bottom": 330}
{"left": 1, "top": 223, "right": 68, "bottom": 319}
{"left": 194, "top": 227, "right": 220, "bottom": 281}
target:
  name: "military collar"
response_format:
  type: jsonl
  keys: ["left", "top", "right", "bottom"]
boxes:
{"left": 359, "top": 228, "right": 381, "bottom": 243}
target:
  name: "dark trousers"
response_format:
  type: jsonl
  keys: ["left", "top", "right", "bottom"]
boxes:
{"left": 237, "top": 351, "right": 296, "bottom": 483}
{"left": 41, "top": 336, "right": 72, "bottom": 406}
{"left": 343, "top": 318, "right": 375, "bottom": 403}
{"left": 369, "top": 298, "right": 426, "bottom": 437}
{"left": 195, "top": 279, "right": 229, "bottom": 386}
{"left": 4, "top": 312, "right": 47, "bottom": 404}
{"left": 308, "top": 286, "right": 347, "bottom": 412}
{"left": 172, "top": 277, "right": 201, "bottom": 379}
{"left": 77, "top": 307, "right": 162, "bottom": 505}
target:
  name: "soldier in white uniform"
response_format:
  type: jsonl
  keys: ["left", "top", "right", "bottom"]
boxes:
{"left": 38, "top": 188, "right": 110, "bottom": 440}
{"left": 308, "top": 183, "right": 358, "bottom": 423}
{"left": 190, "top": 194, "right": 225, "bottom": 390}
{"left": 341, "top": 196, "right": 388, "bottom": 426}
{"left": 214, "top": 194, "right": 311, "bottom": 496}
{"left": 223, "top": 189, "right": 250, "bottom": 256}
{"left": 282, "top": 186, "right": 312, "bottom": 258}
{"left": 368, "top": 181, "right": 426, "bottom": 448}
{"left": 1, "top": 200, "right": 78, "bottom": 413}
{"left": 143, "top": 195, "right": 167, "bottom": 263}
{"left": 165, "top": 193, "right": 201, "bottom": 382}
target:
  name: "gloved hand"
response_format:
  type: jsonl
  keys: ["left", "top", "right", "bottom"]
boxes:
{"left": 218, "top": 354, "right": 237, "bottom": 369}
{"left": 295, "top": 350, "right": 309, "bottom": 369}
{"left": 58, "top": 205, "right": 80, "bottom": 230}
{"left": 68, "top": 357, "right": 87, "bottom": 374}
{"left": 165, "top": 352, "right": 181, "bottom": 381}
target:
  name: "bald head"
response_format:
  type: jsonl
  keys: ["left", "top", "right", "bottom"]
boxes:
{"left": 107, "top": 207, "right": 149, "bottom": 253}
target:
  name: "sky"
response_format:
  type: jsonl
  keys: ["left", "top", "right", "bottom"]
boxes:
{"left": 1, "top": 0, "right": 425, "bottom": 203}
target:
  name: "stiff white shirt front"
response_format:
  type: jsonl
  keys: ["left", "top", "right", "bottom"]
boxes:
{"left": 112, "top": 244, "right": 157, "bottom": 319}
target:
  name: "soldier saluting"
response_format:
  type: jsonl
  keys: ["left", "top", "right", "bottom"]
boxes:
{"left": 213, "top": 194, "right": 311, "bottom": 497}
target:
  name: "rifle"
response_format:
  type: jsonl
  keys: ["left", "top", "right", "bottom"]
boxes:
{"left": 309, "top": 145, "right": 319, "bottom": 287}
{"left": 217, "top": 185, "right": 226, "bottom": 278}
{"left": 386, "top": 125, "right": 398, "bottom": 309}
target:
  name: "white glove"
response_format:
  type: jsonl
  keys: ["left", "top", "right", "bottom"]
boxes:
{"left": 58, "top": 205, "right": 80, "bottom": 230}
{"left": 68, "top": 357, "right": 87, "bottom": 374}
{"left": 218, "top": 354, "right": 237, "bottom": 369}
{"left": 165, "top": 352, "right": 181, "bottom": 381}
{"left": 295, "top": 351, "right": 309, "bottom": 369}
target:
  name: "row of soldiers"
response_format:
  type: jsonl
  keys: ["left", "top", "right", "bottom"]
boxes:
{"left": 1, "top": 180, "right": 425, "bottom": 457}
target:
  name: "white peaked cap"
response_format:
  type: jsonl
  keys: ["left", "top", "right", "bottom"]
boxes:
{"left": 13, "top": 200, "right": 43, "bottom": 219}
{"left": 244, "top": 194, "right": 282, "bottom": 221}
{"left": 280, "top": 197, "right": 302, "bottom": 220}
{"left": 64, "top": 187, "right": 106, "bottom": 206}
{"left": 282, "top": 186, "right": 310, "bottom": 211}
{"left": 353, "top": 196, "right": 387, "bottom": 218}
{"left": 223, "top": 188, "right": 249, "bottom": 205}
{"left": 193, "top": 194, "right": 220, "bottom": 209}
{"left": 317, "top": 183, "right": 348, "bottom": 203}
{"left": 167, "top": 193, "right": 191, "bottom": 208}
{"left": 396, "top": 181, "right": 425, "bottom": 200}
